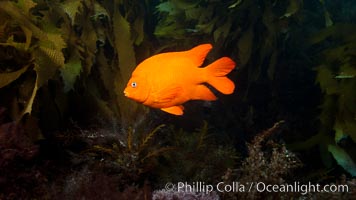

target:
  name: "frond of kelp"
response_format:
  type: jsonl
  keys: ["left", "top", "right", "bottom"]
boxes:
{"left": 291, "top": 23, "right": 356, "bottom": 177}
{"left": 0, "top": 0, "right": 66, "bottom": 119}
{"left": 61, "top": 0, "right": 83, "bottom": 25}
{"left": 154, "top": 0, "right": 305, "bottom": 98}
{"left": 0, "top": 0, "right": 150, "bottom": 125}
{"left": 0, "top": 65, "right": 30, "bottom": 89}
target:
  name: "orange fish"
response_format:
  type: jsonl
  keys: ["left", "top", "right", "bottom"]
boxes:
{"left": 123, "top": 44, "right": 235, "bottom": 115}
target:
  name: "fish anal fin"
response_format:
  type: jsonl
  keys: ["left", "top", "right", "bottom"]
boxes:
{"left": 161, "top": 105, "right": 184, "bottom": 115}
{"left": 188, "top": 44, "right": 213, "bottom": 67}
{"left": 192, "top": 85, "right": 217, "bottom": 101}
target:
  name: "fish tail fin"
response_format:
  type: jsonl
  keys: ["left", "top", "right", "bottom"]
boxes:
{"left": 205, "top": 57, "right": 235, "bottom": 94}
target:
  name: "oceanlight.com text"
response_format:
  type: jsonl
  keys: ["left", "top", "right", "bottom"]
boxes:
{"left": 167, "top": 181, "right": 349, "bottom": 195}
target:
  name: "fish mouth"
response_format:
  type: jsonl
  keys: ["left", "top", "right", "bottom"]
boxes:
{"left": 123, "top": 90, "right": 128, "bottom": 97}
{"left": 123, "top": 86, "right": 149, "bottom": 103}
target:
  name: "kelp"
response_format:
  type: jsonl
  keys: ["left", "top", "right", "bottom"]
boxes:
{"left": 328, "top": 145, "right": 356, "bottom": 176}
{"left": 154, "top": 0, "right": 356, "bottom": 177}
{"left": 0, "top": 64, "right": 30, "bottom": 89}
{"left": 113, "top": 2, "right": 143, "bottom": 126}
{"left": 291, "top": 23, "right": 356, "bottom": 176}
{"left": 0, "top": 0, "right": 149, "bottom": 127}
{"left": 312, "top": 24, "right": 356, "bottom": 142}
{"left": 0, "top": 1, "right": 355, "bottom": 197}
{"left": 0, "top": 0, "right": 66, "bottom": 120}
{"left": 0, "top": 0, "right": 310, "bottom": 124}
{"left": 154, "top": 0, "right": 304, "bottom": 96}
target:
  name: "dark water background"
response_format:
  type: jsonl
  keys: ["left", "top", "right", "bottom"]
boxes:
{"left": 0, "top": 0, "right": 355, "bottom": 199}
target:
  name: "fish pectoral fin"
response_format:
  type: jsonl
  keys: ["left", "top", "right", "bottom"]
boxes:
{"left": 191, "top": 85, "right": 217, "bottom": 101}
{"left": 153, "top": 86, "right": 183, "bottom": 103}
{"left": 161, "top": 105, "right": 184, "bottom": 115}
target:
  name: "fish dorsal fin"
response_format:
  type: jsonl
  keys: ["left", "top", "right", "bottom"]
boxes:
{"left": 187, "top": 44, "right": 213, "bottom": 67}
{"left": 161, "top": 105, "right": 184, "bottom": 115}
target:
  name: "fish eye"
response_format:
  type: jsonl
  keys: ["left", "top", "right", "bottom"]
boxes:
{"left": 131, "top": 82, "right": 137, "bottom": 88}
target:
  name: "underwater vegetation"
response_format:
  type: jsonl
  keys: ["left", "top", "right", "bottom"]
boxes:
{"left": 0, "top": 0, "right": 356, "bottom": 199}
{"left": 289, "top": 23, "right": 356, "bottom": 177}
